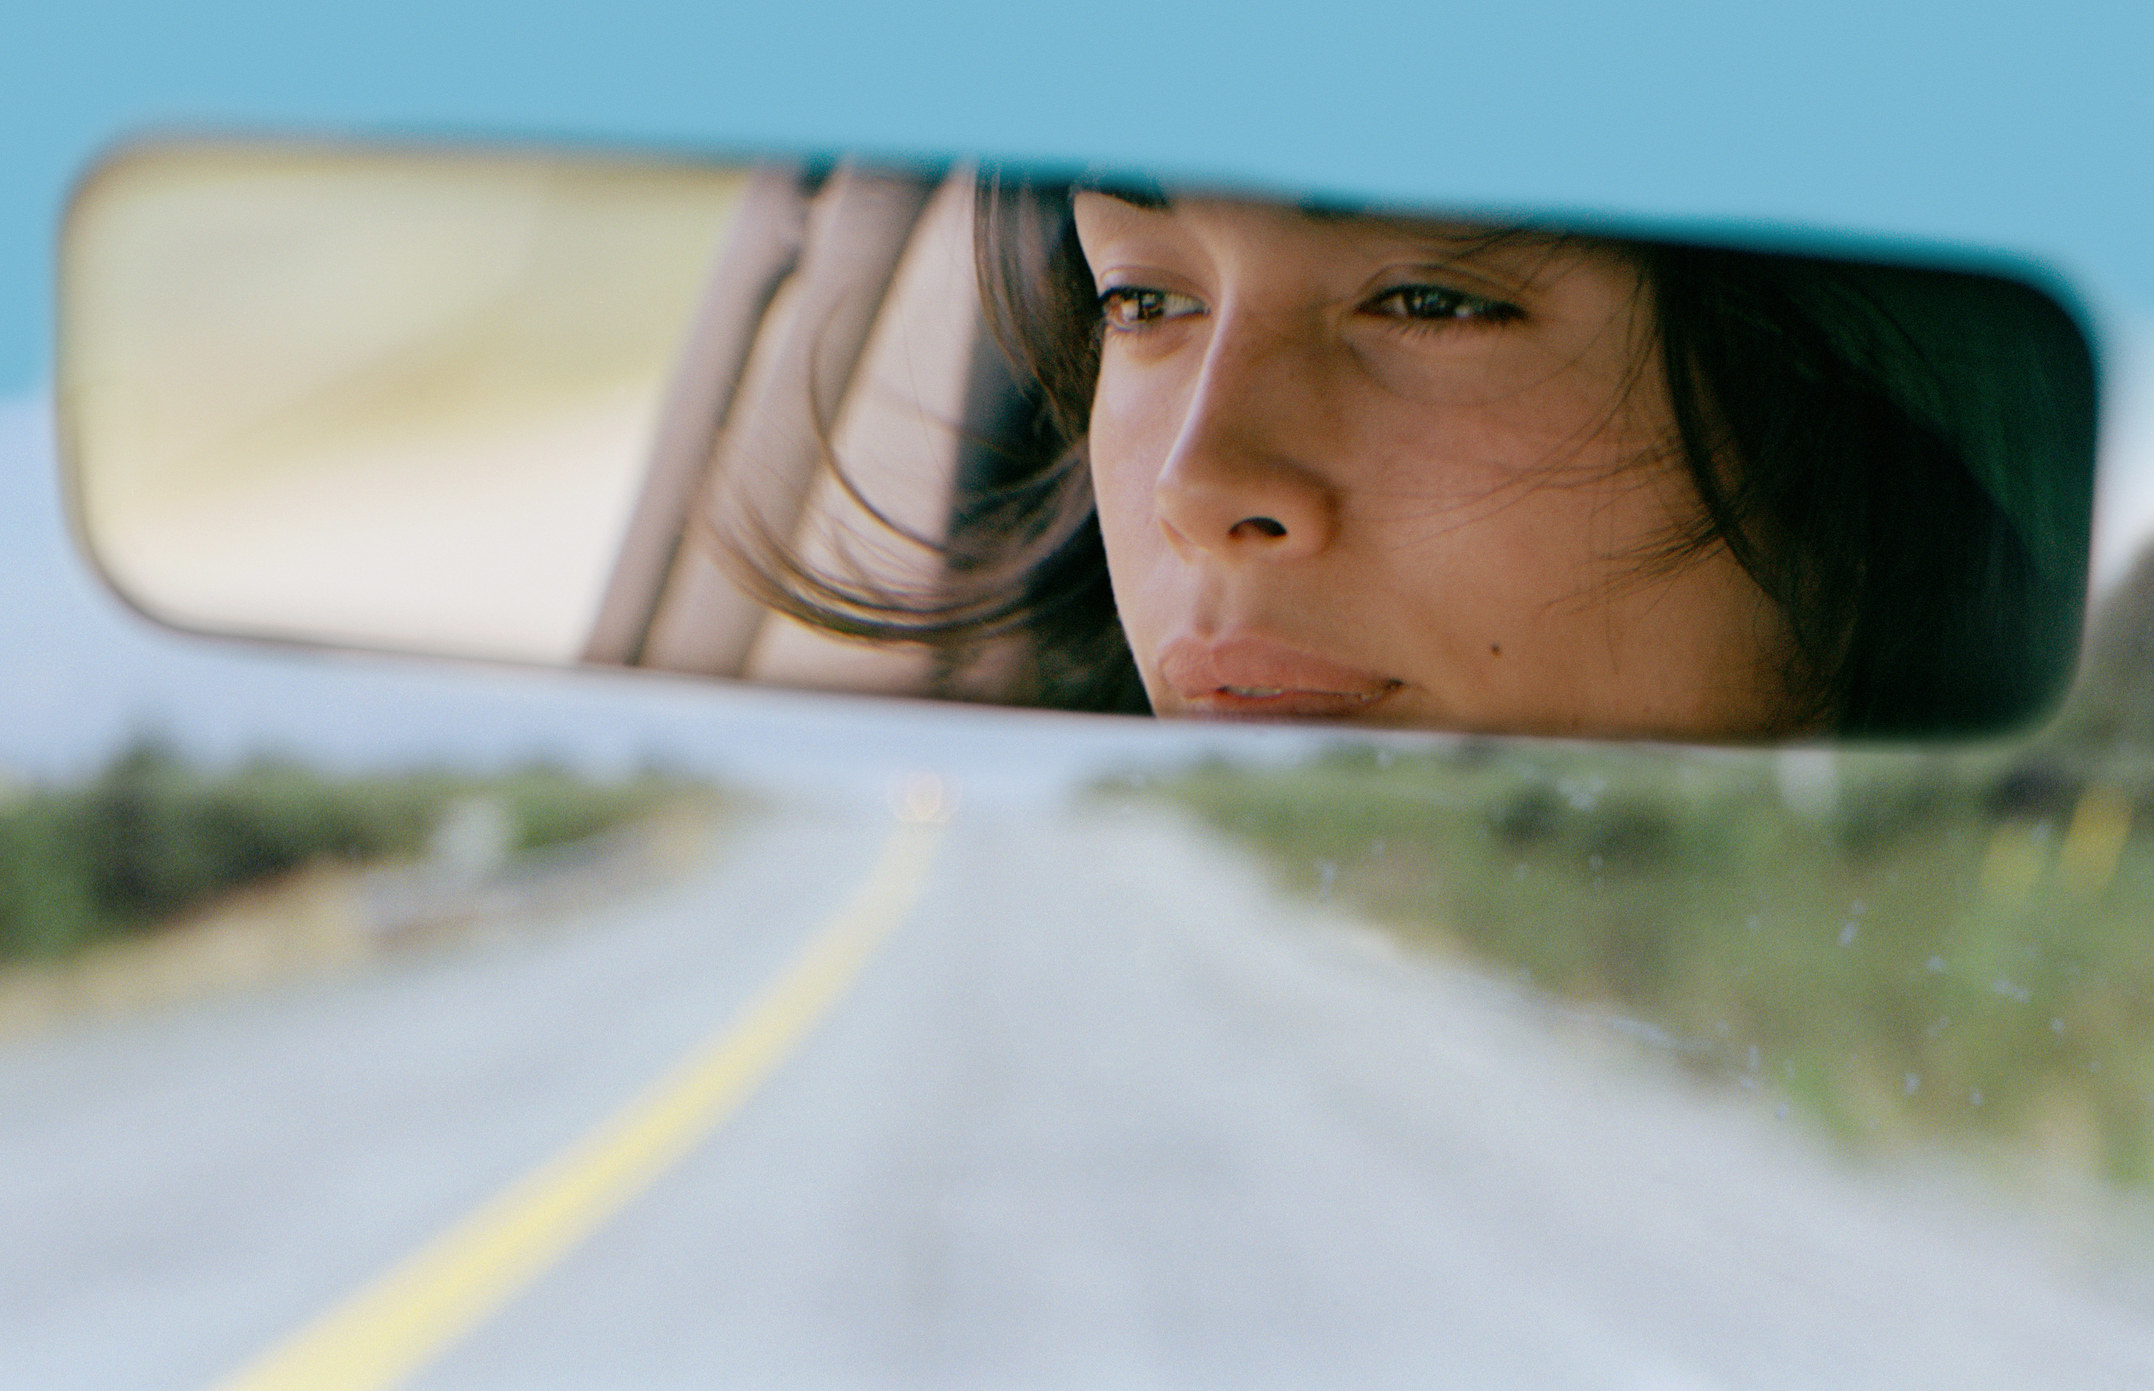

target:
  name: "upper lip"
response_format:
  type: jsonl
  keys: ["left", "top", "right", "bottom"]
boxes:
{"left": 1156, "top": 635, "right": 1402, "bottom": 714}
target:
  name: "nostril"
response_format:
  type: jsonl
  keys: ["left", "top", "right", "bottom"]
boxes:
{"left": 1232, "top": 516, "right": 1289, "bottom": 539}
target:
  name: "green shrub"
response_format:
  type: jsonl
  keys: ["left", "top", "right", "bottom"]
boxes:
{"left": 1160, "top": 738, "right": 2154, "bottom": 1185}
{"left": 0, "top": 739, "right": 696, "bottom": 966}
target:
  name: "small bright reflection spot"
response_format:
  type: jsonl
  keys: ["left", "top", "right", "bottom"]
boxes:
{"left": 889, "top": 771, "right": 958, "bottom": 823}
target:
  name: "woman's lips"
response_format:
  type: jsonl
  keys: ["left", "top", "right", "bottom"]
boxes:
{"left": 1156, "top": 637, "right": 1403, "bottom": 720}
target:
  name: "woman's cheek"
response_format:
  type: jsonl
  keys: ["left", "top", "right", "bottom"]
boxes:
{"left": 1086, "top": 429, "right": 1145, "bottom": 555}
{"left": 1087, "top": 367, "right": 1174, "bottom": 547}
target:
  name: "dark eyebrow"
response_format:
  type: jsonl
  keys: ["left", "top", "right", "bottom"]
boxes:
{"left": 1321, "top": 209, "right": 1571, "bottom": 263}
{"left": 1074, "top": 179, "right": 1569, "bottom": 274}
{"left": 1081, "top": 180, "right": 1551, "bottom": 260}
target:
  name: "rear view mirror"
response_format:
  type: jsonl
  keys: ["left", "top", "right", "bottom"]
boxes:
{"left": 59, "top": 139, "right": 2100, "bottom": 743}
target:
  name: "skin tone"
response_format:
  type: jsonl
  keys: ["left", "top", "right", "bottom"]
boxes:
{"left": 1070, "top": 190, "right": 1803, "bottom": 739}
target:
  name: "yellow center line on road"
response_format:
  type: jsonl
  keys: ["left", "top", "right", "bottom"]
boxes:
{"left": 211, "top": 815, "right": 945, "bottom": 1391}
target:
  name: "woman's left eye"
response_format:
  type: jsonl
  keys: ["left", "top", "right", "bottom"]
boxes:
{"left": 1366, "top": 284, "right": 1522, "bottom": 325}
{"left": 1099, "top": 286, "right": 1205, "bottom": 331}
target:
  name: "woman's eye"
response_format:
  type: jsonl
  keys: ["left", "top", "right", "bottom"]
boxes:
{"left": 1099, "top": 286, "right": 1204, "bottom": 331}
{"left": 1367, "top": 284, "right": 1522, "bottom": 325}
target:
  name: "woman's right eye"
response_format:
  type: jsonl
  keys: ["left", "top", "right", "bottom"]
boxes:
{"left": 1099, "top": 286, "right": 1204, "bottom": 331}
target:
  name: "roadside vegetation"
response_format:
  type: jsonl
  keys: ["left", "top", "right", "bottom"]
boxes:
{"left": 1156, "top": 551, "right": 2154, "bottom": 1187}
{"left": 0, "top": 737, "right": 700, "bottom": 965}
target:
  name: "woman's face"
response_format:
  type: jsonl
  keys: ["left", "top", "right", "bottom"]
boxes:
{"left": 1070, "top": 191, "right": 1802, "bottom": 739}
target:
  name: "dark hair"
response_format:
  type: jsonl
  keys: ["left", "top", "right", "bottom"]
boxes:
{"left": 750, "top": 170, "right": 2098, "bottom": 737}
{"left": 1640, "top": 244, "right": 2097, "bottom": 734}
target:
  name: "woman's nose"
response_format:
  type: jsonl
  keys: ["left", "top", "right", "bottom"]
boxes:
{"left": 1150, "top": 323, "right": 1337, "bottom": 562}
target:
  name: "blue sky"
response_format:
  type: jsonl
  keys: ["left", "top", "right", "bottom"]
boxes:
{"left": 7, "top": 0, "right": 2153, "bottom": 392}
{"left": 4, "top": 1, "right": 2152, "bottom": 780}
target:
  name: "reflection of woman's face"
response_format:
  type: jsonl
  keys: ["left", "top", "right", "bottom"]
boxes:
{"left": 1071, "top": 191, "right": 1801, "bottom": 738}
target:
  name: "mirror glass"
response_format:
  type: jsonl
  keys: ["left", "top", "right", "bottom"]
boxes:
{"left": 60, "top": 140, "right": 2101, "bottom": 742}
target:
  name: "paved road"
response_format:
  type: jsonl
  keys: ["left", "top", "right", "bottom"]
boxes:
{"left": 5, "top": 796, "right": 2153, "bottom": 1389}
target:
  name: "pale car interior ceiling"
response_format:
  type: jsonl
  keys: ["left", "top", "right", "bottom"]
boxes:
{"left": 589, "top": 163, "right": 1002, "bottom": 699}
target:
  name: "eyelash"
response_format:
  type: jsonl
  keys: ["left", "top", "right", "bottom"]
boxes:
{"left": 1096, "top": 283, "right": 1524, "bottom": 335}
{"left": 1365, "top": 284, "right": 1524, "bottom": 329}
{"left": 1098, "top": 286, "right": 1200, "bottom": 332}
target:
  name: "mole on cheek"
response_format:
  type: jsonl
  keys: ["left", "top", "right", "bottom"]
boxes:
{"left": 1489, "top": 644, "right": 1503, "bottom": 657}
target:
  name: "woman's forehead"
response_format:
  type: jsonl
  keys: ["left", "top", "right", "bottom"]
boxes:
{"left": 1074, "top": 188, "right": 1587, "bottom": 283}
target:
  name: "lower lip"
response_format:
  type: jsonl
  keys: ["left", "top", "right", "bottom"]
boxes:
{"left": 1178, "top": 684, "right": 1402, "bottom": 721}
